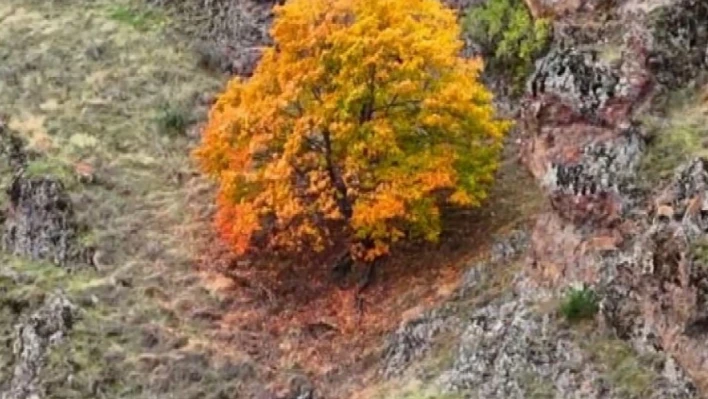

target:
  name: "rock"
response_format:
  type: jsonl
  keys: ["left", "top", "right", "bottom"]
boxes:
{"left": 288, "top": 375, "right": 315, "bottom": 399}
{"left": 437, "top": 296, "right": 696, "bottom": 399}
{"left": 176, "top": 0, "right": 275, "bottom": 77}
{"left": 648, "top": 0, "right": 708, "bottom": 87}
{"left": 597, "top": 158, "right": 708, "bottom": 390}
{"left": 490, "top": 230, "right": 529, "bottom": 264}
{"left": 382, "top": 231, "right": 529, "bottom": 378}
{"left": 2, "top": 175, "right": 81, "bottom": 266}
{"left": 0, "top": 125, "right": 83, "bottom": 266}
{"left": 1, "top": 293, "right": 76, "bottom": 399}
{"left": 529, "top": 47, "right": 620, "bottom": 118}
{"left": 524, "top": 0, "right": 612, "bottom": 19}
{"left": 517, "top": 0, "right": 708, "bottom": 393}
{"left": 381, "top": 309, "right": 461, "bottom": 378}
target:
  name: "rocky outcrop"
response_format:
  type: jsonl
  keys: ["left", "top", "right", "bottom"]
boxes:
{"left": 382, "top": 0, "right": 708, "bottom": 396}
{"left": 521, "top": 0, "right": 708, "bottom": 393}
{"left": 597, "top": 159, "right": 708, "bottom": 390}
{"left": 1, "top": 293, "right": 76, "bottom": 399}
{"left": 439, "top": 297, "right": 696, "bottom": 399}
{"left": 164, "top": 0, "right": 277, "bottom": 76}
{"left": 381, "top": 232, "right": 529, "bottom": 379}
{"left": 0, "top": 126, "right": 82, "bottom": 267}
{"left": 648, "top": 0, "right": 708, "bottom": 87}
{"left": 381, "top": 232, "right": 698, "bottom": 398}
{"left": 2, "top": 176, "right": 81, "bottom": 266}
{"left": 524, "top": 0, "right": 613, "bottom": 19}
{"left": 529, "top": 48, "right": 621, "bottom": 118}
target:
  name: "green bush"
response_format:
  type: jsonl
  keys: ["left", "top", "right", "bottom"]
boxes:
{"left": 464, "top": 0, "right": 551, "bottom": 91}
{"left": 560, "top": 287, "right": 599, "bottom": 322}
{"left": 156, "top": 103, "right": 192, "bottom": 137}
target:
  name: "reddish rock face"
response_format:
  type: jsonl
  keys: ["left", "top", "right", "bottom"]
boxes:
{"left": 521, "top": 0, "right": 708, "bottom": 392}
{"left": 524, "top": 0, "right": 612, "bottom": 18}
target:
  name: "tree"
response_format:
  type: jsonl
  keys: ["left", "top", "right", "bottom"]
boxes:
{"left": 464, "top": 0, "right": 551, "bottom": 91}
{"left": 195, "top": 0, "right": 509, "bottom": 263}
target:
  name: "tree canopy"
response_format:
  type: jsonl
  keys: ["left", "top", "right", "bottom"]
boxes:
{"left": 195, "top": 0, "right": 509, "bottom": 262}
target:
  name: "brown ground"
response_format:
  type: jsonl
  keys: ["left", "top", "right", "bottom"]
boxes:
{"left": 190, "top": 137, "right": 545, "bottom": 396}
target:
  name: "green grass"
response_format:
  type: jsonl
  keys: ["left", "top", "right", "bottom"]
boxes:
{"left": 639, "top": 84, "right": 708, "bottom": 185}
{"left": 521, "top": 371, "right": 555, "bottom": 399}
{"left": 108, "top": 4, "right": 166, "bottom": 31}
{"left": 690, "top": 237, "right": 708, "bottom": 267}
{"left": 24, "top": 158, "right": 76, "bottom": 183}
{"left": 586, "top": 338, "right": 660, "bottom": 398}
{"left": 559, "top": 287, "right": 599, "bottom": 322}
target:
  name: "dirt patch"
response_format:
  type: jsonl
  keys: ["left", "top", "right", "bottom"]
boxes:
{"left": 195, "top": 135, "right": 545, "bottom": 397}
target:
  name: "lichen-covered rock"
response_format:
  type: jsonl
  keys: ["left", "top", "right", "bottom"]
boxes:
{"left": 524, "top": 0, "right": 613, "bottom": 19}
{"left": 2, "top": 176, "right": 81, "bottom": 266}
{"left": 381, "top": 232, "right": 529, "bottom": 378}
{"left": 490, "top": 230, "right": 530, "bottom": 263}
{"left": 529, "top": 48, "right": 620, "bottom": 118}
{"left": 1, "top": 293, "right": 76, "bottom": 399}
{"left": 519, "top": 0, "right": 708, "bottom": 394}
{"left": 0, "top": 124, "right": 81, "bottom": 266}
{"left": 648, "top": 0, "right": 708, "bottom": 87}
{"left": 437, "top": 297, "right": 696, "bottom": 399}
{"left": 381, "top": 310, "right": 461, "bottom": 378}
{"left": 596, "top": 159, "right": 708, "bottom": 390}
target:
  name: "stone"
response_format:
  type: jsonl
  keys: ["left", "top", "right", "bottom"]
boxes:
{"left": 1, "top": 293, "right": 76, "bottom": 399}
{"left": 648, "top": 0, "right": 708, "bottom": 87}
{"left": 2, "top": 176, "right": 81, "bottom": 266}
{"left": 173, "top": 0, "right": 276, "bottom": 77}
{"left": 529, "top": 47, "right": 620, "bottom": 118}
{"left": 437, "top": 296, "right": 696, "bottom": 399}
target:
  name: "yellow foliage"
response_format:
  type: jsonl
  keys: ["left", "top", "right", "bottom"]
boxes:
{"left": 195, "top": 0, "right": 509, "bottom": 261}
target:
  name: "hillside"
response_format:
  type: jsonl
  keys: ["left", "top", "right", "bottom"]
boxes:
{"left": 1, "top": 0, "right": 707, "bottom": 398}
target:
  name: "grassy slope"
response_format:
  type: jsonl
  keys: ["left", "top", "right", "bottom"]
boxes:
{"left": 0, "top": 1, "right": 257, "bottom": 398}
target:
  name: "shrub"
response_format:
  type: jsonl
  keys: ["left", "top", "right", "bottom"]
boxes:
{"left": 156, "top": 103, "right": 191, "bottom": 136}
{"left": 560, "top": 287, "right": 599, "bottom": 322}
{"left": 464, "top": 0, "right": 551, "bottom": 91}
{"left": 195, "top": 0, "right": 509, "bottom": 262}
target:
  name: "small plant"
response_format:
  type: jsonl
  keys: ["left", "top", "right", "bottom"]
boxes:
{"left": 690, "top": 238, "right": 708, "bottom": 267}
{"left": 156, "top": 103, "right": 191, "bottom": 136}
{"left": 560, "top": 287, "right": 599, "bottom": 322}
{"left": 464, "top": 0, "right": 551, "bottom": 91}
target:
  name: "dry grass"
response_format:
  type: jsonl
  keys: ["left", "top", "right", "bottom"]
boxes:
{"left": 0, "top": 0, "right": 243, "bottom": 397}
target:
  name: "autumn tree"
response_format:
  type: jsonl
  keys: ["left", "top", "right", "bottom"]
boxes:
{"left": 195, "top": 0, "right": 509, "bottom": 263}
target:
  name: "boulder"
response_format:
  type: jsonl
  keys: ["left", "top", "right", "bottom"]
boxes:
{"left": 648, "top": 0, "right": 708, "bottom": 87}
{"left": 2, "top": 176, "right": 81, "bottom": 266}
{"left": 1, "top": 293, "right": 77, "bottom": 399}
{"left": 438, "top": 297, "right": 696, "bottom": 399}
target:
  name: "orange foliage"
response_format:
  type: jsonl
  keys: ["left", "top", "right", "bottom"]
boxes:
{"left": 195, "top": 0, "right": 509, "bottom": 261}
